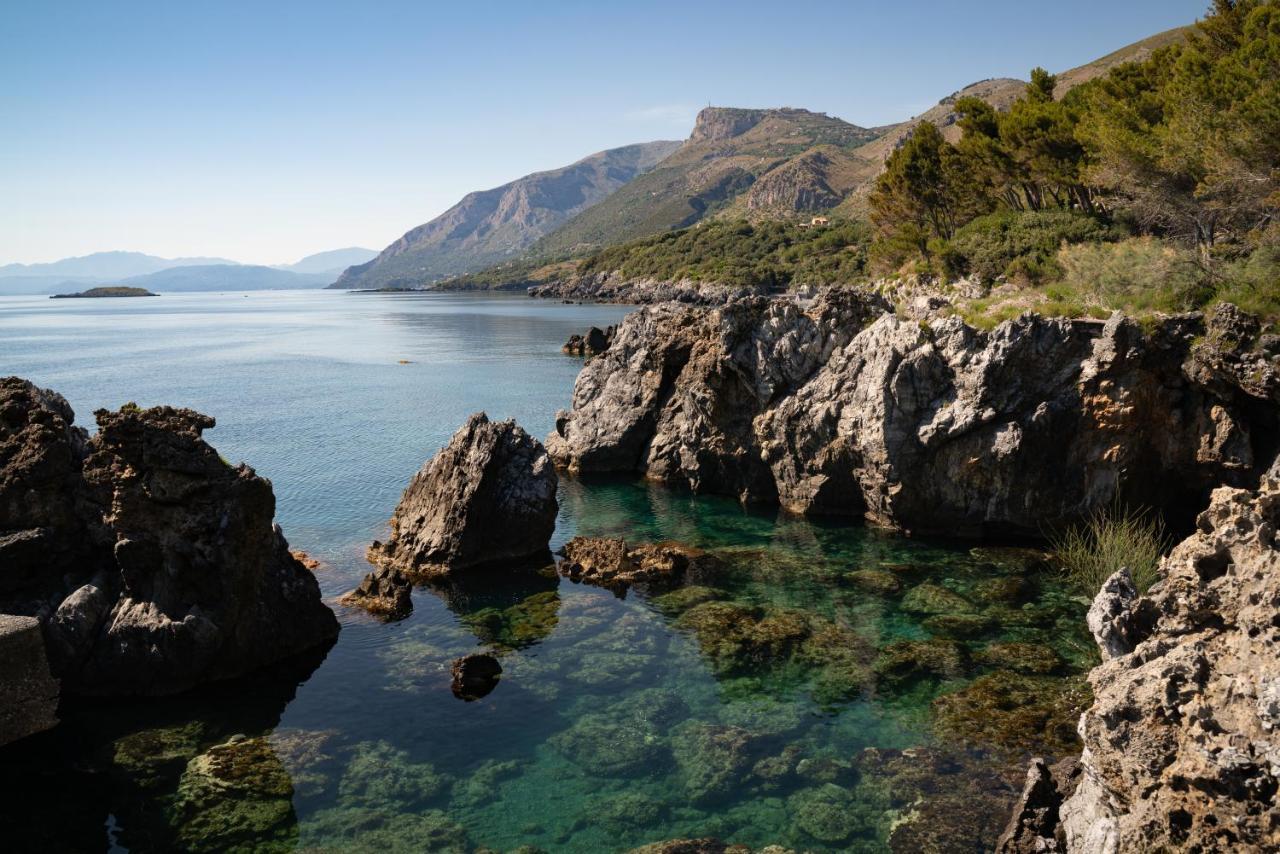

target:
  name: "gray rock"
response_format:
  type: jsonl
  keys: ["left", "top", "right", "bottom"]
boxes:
{"left": 0, "top": 614, "right": 59, "bottom": 746}
{"left": 1085, "top": 569, "right": 1140, "bottom": 661}
{"left": 366, "top": 413, "right": 557, "bottom": 579}
{"left": 549, "top": 293, "right": 1275, "bottom": 537}
{"left": 1061, "top": 477, "right": 1280, "bottom": 852}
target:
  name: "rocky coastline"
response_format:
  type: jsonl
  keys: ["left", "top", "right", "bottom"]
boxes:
{"left": 546, "top": 288, "right": 1278, "bottom": 539}
{"left": 0, "top": 377, "right": 339, "bottom": 741}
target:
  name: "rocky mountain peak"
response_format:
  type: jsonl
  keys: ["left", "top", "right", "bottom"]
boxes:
{"left": 689, "top": 107, "right": 767, "bottom": 142}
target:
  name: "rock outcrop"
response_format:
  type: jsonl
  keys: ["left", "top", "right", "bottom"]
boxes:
{"left": 347, "top": 414, "right": 557, "bottom": 620}
{"left": 562, "top": 325, "right": 614, "bottom": 357}
{"left": 557, "top": 536, "right": 721, "bottom": 593}
{"left": 530, "top": 274, "right": 767, "bottom": 305}
{"left": 1055, "top": 477, "right": 1280, "bottom": 852}
{"left": 450, "top": 652, "right": 502, "bottom": 701}
{"left": 0, "top": 377, "right": 339, "bottom": 697}
{"left": 1002, "top": 476, "right": 1280, "bottom": 852}
{"left": 0, "top": 614, "right": 59, "bottom": 746}
{"left": 548, "top": 291, "right": 1278, "bottom": 537}
{"left": 367, "top": 413, "right": 558, "bottom": 578}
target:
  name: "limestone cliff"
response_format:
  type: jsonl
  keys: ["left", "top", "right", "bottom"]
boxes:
{"left": 547, "top": 293, "right": 1277, "bottom": 538}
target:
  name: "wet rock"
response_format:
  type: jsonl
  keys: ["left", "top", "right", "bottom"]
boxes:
{"left": 0, "top": 614, "right": 59, "bottom": 746}
{"left": 1059, "top": 477, "right": 1280, "bottom": 852}
{"left": 337, "top": 740, "right": 451, "bottom": 809}
{"left": 971, "top": 575, "right": 1033, "bottom": 605}
{"left": 901, "top": 582, "right": 975, "bottom": 615}
{"left": 366, "top": 413, "right": 557, "bottom": 579}
{"left": 450, "top": 758, "right": 521, "bottom": 809}
{"left": 995, "top": 757, "right": 1070, "bottom": 854}
{"left": 301, "top": 806, "right": 469, "bottom": 853}
{"left": 0, "top": 380, "right": 339, "bottom": 696}
{"left": 170, "top": 735, "right": 297, "bottom": 853}
{"left": 977, "top": 642, "right": 1063, "bottom": 675}
{"left": 874, "top": 639, "right": 968, "bottom": 686}
{"left": 789, "top": 783, "right": 866, "bottom": 843}
{"left": 562, "top": 325, "right": 615, "bottom": 357}
{"left": 450, "top": 652, "right": 502, "bottom": 701}
{"left": 673, "top": 723, "right": 758, "bottom": 804}
{"left": 557, "top": 536, "right": 720, "bottom": 593}
{"left": 795, "top": 756, "right": 854, "bottom": 785}
{"left": 339, "top": 567, "right": 413, "bottom": 622}
{"left": 548, "top": 694, "right": 678, "bottom": 778}
{"left": 922, "top": 613, "right": 993, "bottom": 639}
{"left": 751, "top": 745, "right": 802, "bottom": 789}
{"left": 675, "top": 601, "right": 810, "bottom": 675}
{"left": 932, "top": 671, "right": 1088, "bottom": 758}
{"left": 847, "top": 568, "right": 902, "bottom": 597}
{"left": 650, "top": 585, "right": 727, "bottom": 615}
{"left": 593, "top": 791, "right": 667, "bottom": 832}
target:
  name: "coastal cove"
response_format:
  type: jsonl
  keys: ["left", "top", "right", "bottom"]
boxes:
{"left": 0, "top": 290, "right": 1095, "bottom": 852}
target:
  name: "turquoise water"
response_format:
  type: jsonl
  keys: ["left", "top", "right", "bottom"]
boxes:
{"left": 0, "top": 291, "right": 1091, "bottom": 852}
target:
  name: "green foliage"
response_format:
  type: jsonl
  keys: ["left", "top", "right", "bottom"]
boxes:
{"left": 1054, "top": 237, "right": 1211, "bottom": 313}
{"left": 1052, "top": 504, "right": 1166, "bottom": 595}
{"left": 947, "top": 210, "right": 1124, "bottom": 282}
{"left": 578, "top": 219, "right": 870, "bottom": 290}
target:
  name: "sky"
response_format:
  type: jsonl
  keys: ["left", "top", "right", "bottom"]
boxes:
{"left": 2, "top": 0, "right": 1209, "bottom": 266}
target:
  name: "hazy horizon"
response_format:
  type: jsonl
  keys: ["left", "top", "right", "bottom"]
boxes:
{"left": 4, "top": 0, "right": 1206, "bottom": 265}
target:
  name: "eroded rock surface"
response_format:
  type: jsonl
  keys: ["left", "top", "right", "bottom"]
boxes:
{"left": 367, "top": 413, "right": 558, "bottom": 578}
{"left": 548, "top": 292, "right": 1277, "bottom": 536}
{"left": 0, "top": 377, "right": 339, "bottom": 696}
{"left": 1033, "top": 477, "right": 1280, "bottom": 852}
{"left": 0, "top": 614, "right": 59, "bottom": 746}
{"left": 557, "top": 536, "right": 721, "bottom": 593}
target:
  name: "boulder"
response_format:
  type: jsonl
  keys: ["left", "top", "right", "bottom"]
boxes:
{"left": 366, "top": 413, "right": 557, "bottom": 579}
{"left": 0, "top": 379, "right": 339, "bottom": 696}
{"left": 1056, "top": 477, "right": 1280, "bottom": 852}
{"left": 0, "top": 614, "right": 59, "bottom": 746}
{"left": 561, "top": 326, "right": 614, "bottom": 357}
{"left": 450, "top": 653, "right": 502, "bottom": 701}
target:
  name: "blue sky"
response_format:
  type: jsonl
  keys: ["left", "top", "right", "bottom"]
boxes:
{"left": 2, "top": 0, "right": 1208, "bottom": 265}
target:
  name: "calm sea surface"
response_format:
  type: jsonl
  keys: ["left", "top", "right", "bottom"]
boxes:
{"left": 0, "top": 290, "right": 1090, "bottom": 853}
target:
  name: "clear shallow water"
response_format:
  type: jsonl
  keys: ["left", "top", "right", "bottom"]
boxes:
{"left": 0, "top": 291, "right": 1092, "bottom": 853}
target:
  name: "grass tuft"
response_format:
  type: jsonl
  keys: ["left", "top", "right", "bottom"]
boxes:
{"left": 1052, "top": 503, "right": 1166, "bottom": 596}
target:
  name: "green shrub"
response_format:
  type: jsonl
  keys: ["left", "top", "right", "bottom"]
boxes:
{"left": 1214, "top": 241, "right": 1280, "bottom": 325}
{"left": 1052, "top": 504, "right": 1166, "bottom": 596}
{"left": 948, "top": 210, "right": 1122, "bottom": 283}
{"left": 1056, "top": 237, "right": 1210, "bottom": 315}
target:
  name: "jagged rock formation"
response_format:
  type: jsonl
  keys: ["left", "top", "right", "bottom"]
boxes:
{"left": 0, "top": 377, "right": 339, "bottom": 697}
{"left": 548, "top": 291, "right": 1278, "bottom": 537}
{"left": 1001, "top": 475, "right": 1280, "bottom": 852}
{"left": 557, "top": 537, "right": 720, "bottom": 593}
{"left": 530, "top": 274, "right": 767, "bottom": 305}
{"left": 366, "top": 413, "right": 558, "bottom": 578}
{"left": 331, "top": 141, "right": 681, "bottom": 289}
{"left": 1052, "top": 477, "right": 1280, "bottom": 852}
{"left": 561, "top": 325, "right": 614, "bottom": 357}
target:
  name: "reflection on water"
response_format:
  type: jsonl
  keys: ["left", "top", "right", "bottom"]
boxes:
{"left": 0, "top": 292, "right": 1093, "bottom": 852}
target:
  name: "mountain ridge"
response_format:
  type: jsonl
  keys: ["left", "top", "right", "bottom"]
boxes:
{"left": 329, "top": 140, "right": 681, "bottom": 290}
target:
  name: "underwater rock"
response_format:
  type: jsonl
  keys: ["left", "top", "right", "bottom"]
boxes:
{"left": 450, "top": 758, "right": 521, "bottom": 809}
{"left": 874, "top": 639, "right": 968, "bottom": 686}
{"left": 557, "top": 536, "right": 721, "bottom": 593}
{"left": 751, "top": 744, "right": 802, "bottom": 789}
{"left": 847, "top": 568, "right": 902, "bottom": 597}
{"left": 170, "top": 735, "right": 298, "bottom": 853}
{"left": 0, "top": 614, "right": 59, "bottom": 746}
{"left": 921, "top": 613, "right": 993, "bottom": 639}
{"left": 0, "top": 378, "right": 339, "bottom": 696}
{"left": 675, "top": 601, "right": 811, "bottom": 675}
{"left": 549, "top": 296, "right": 1277, "bottom": 536}
{"left": 367, "top": 413, "right": 558, "bottom": 579}
{"left": 592, "top": 791, "right": 667, "bottom": 832}
{"left": 932, "top": 671, "right": 1088, "bottom": 758}
{"left": 900, "top": 582, "right": 975, "bottom": 616}
{"left": 1058, "top": 477, "right": 1280, "bottom": 852}
{"left": 450, "top": 652, "right": 502, "bottom": 701}
{"left": 673, "top": 723, "right": 759, "bottom": 804}
{"left": 549, "top": 689, "right": 683, "bottom": 778}
{"left": 650, "top": 585, "right": 727, "bottom": 615}
{"left": 971, "top": 574, "right": 1034, "bottom": 605}
{"left": 977, "top": 642, "right": 1063, "bottom": 675}
{"left": 625, "top": 841, "right": 769, "bottom": 854}
{"left": 337, "top": 740, "right": 451, "bottom": 809}
{"left": 301, "top": 806, "right": 469, "bottom": 853}
{"left": 789, "top": 783, "right": 866, "bottom": 843}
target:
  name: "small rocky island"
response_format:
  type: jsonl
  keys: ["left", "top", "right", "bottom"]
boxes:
{"left": 50, "top": 286, "right": 158, "bottom": 298}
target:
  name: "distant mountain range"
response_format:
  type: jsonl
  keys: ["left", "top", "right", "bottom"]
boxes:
{"left": 0, "top": 247, "right": 378, "bottom": 295}
{"left": 333, "top": 24, "right": 1191, "bottom": 292}
{"left": 329, "top": 140, "right": 682, "bottom": 290}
